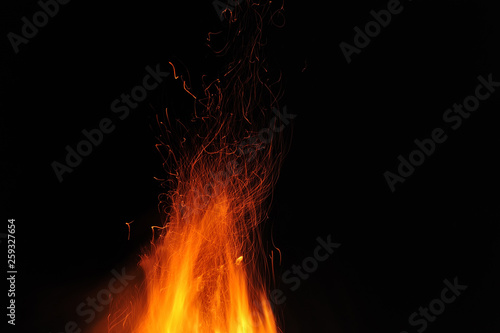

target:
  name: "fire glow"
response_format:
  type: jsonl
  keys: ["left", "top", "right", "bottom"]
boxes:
{"left": 99, "top": 2, "right": 286, "bottom": 333}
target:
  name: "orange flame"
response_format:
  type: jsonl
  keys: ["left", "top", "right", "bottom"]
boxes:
{"left": 128, "top": 174, "right": 279, "bottom": 332}
{"left": 100, "top": 2, "right": 286, "bottom": 332}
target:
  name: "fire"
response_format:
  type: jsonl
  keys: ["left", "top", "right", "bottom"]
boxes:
{"left": 128, "top": 175, "right": 279, "bottom": 333}
{"left": 100, "top": 1, "right": 286, "bottom": 332}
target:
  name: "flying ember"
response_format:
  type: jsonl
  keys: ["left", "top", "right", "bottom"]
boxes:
{"left": 97, "top": 1, "right": 287, "bottom": 332}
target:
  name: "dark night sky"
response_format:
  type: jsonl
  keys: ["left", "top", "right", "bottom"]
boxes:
{"left": 2, "top": 1, "right": 500, "bottom": 332}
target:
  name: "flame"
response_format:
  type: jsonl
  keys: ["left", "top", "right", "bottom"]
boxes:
{"left": 129, "top": 179, "right": 279, "bottom": 333}
{"left": 100, "top": 2, "right": 286, "bottom": 332}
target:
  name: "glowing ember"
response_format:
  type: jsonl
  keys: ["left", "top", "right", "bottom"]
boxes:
{"left": 101, "top": 2, "right": 286, "bottom": 332}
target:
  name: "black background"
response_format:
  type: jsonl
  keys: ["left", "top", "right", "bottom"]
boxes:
{"left": 2, "top": 0, "right": 500, "bottom": 332}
